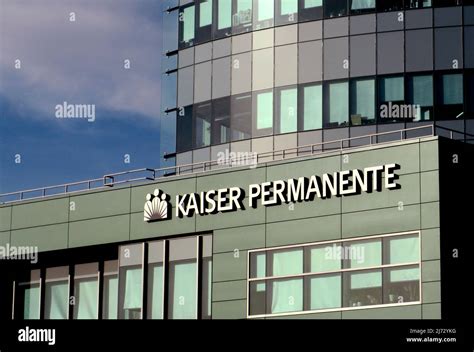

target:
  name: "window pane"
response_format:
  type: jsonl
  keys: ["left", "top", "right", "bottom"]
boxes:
{"left": 301, "top": 83, "right": 322, "bottom": 130}
{"left": 169, "top": 261, "right": 197, "bottom": 319}
{"left": 179, "top": 5, "right": 195, "bottom": 48}
{"left": 271, "top": 249, "right": 303, "bottom": 276}
{"left": 231, "top": 93, "right": 252, "bottom": 141}
{"left": 74, "top": 279, "right": 98, "bottom": 319}
{"left": 344, "top": 270, "right": 382, "bottom": 307}
{"left": 350, "top": 78, "right": 375, "bottom": 126}
{"left": 119, "top": 244, "right": 143, "bottom": 319}
{"left": 281, "top": 0, "right": 298, "bottom": 15}
{"left": 176, "top": 105, "right": 193, "bottom": 152}
{"left": 405, "top": 0, "right": 431, "bottom": 9}
{"left": 254, "top": 0, "right": 274, "bottom": 29}
{"left": 103, "top": 276, "right": 118, "bottom": 319}
{"left": 233, "top": 0, "right": 253, "bottom": 34}
{"left": 270, "top": 278, "right": 303, "bottom": 313}
{"left": 200, "top": 0, "right": 213, "bottom": 27}
{"left": 384, "top": 265, "right": 420, "bottom": 304}
{"left": 308, "top": 245, "right": 341, "bottom": 272}
{"left": 249, "top": 280, "right": 266, "bottom": 315}
{"left": 194, "top": 102, "right": 212, "bottom": 148}
{"left": 386, "top": 235, "right": 419, "bottom": 264}
{"left": 324, "top": 0, "right": 347, "bottom": 18}
{"left": 299, "top": 0, "right": 323, "bottom": 21}
{"left": 346, "top": 239, "right": 382, "bottom": 269}
{"left": 250, "top": 252, "right": 267, "bottom": 278}
{"left": 44, "top": 267, "right": 69, "bottom": 320}
{"left": 436, "top": 73, "right": 463, "bottom": 120}
{"left": 277, "top": 0, "right": 299, "bottom": 25}
{"left": 377, "top": 0, "right": 404, "bottom": 12}
{"left": 21, "top": 284, "right": 40, "bottom": 320}
{"left": 408, "top": 75, "right": 433, "bottom": 121}
{"left": 308, "top": 274, "right": 342, "bottom": 310}
{"left": 380, "top": 76, "right": 404, "bottom": 102}
{"left": 278, "top": 87, "right": 298, "bottom": 133}
{"left": 324, "top": 81, "right": 349, "bottom": 128}
{"left": 212, "top": 97, "right": 231, "bottom": 144}
{"left": 254, "top": 90, "right": 274, "bottom": 135}
{"left": 218, "top": 0, "right": 232, "bottom": 29}
{"left": 201, "top": 235, "right": 213, "bottom": 320}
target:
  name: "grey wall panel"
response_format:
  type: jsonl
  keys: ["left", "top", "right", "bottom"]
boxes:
{"left": 377, "top": 31, "right": 404, "bottom": 75}
{"left": 178, "top": 66, "right": 194, "bottom": 107}
{"left": 212, "top": 57, "right": 231, "bottom": 99}
{"left": 350, "top": 34, "right": 376, "bottom": 77}
{"left": 350, "top": 14, "right": 376, "bottom": 35}
{"left": 299, "top": 20, "right": 323, "bottom": 42}
{"left": 275, "top": 24, "right": 298, "bottom": 46}
{"left": 232, "top": 33, "right": 252, "bottom": 54}
{"left": 213, "top": 38, "right": 231, "bottom": 59}
{"left": 231, "top": 52, "right": 252, "bottom": 95}
{"left": 434, "top": 6, "right": 462, "bottom": 27}
{"left": 252, "top": 48, "right": 274, "bottom": 91}
{"left": 377, "top": 12, "right": 404, "bottom": 32}
{"left": 435, "top": 27, "right": 463, "bottom": 70}
{"left": 194, "top": 61, "right": 212, "bottom": 103}
{"left": 275, "top": 44, "right": 298, "bottom": 87}
{"left": 324, "top": 17, "right": 348, "bottom": 38}
{"left": 323, "top": 37, "right": 349, "bottom": 80}
{"left": 405, "top": 9, "right": 432, "bottom": 29}
{"left": 465, "top": 27, "right": 474, "bottom": 68}
{"left": 298, "top": 40, "right": 323, "bottom": 83}
{"left": 179, "top": 47, "right": 194, "bottom": 68}
{"left": 195, "top": 42, "right": 213, "bottom": 63}
{"left": 406, "top": 29, "right": 433, "bottom": 72}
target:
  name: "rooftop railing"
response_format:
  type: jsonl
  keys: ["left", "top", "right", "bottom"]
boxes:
{"left": 0, "top": 124, "right": 469, "bottom": 204}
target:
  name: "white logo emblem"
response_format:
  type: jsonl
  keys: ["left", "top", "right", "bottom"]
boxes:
{"left": 144, "top": 189, "right": 171, "bottom": 222}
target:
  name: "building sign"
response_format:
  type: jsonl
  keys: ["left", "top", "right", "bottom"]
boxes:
{"left": 144, "top": 164, "right": 400, "bottom": 222}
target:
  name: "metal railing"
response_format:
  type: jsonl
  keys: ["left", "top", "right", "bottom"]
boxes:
{"left": 0, "top": 123, "right": 458, "bottom": 204}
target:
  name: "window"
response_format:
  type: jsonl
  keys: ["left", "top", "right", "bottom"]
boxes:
{"left": 248, "top": 232, "right": 421, "bottom": 318}
{"left": 162, "top": 8, "right": 179, "bottom": 54}
{"left": 433, "top": 0, "right": 462, "bottom": 6}
{"left": 377, "top": 0, "right": 404, "bottom": 11}
{"left": 231, "top": 93, "right": 252, "bottom": 141}
{"left": 298, "top": 0, "right": 323, "bottom": 21}
{"left": 435, "top": 73, "right": 463, "bottom": 120}
{"left": 378, "top": 75, "right": 405, "bottom": 123}
{"left": 168, "top": 237, "right": 198, "bottom": 319}
{"left": 467, "top": 72, "right": 474, "bottom": 119}
{"left": 102, "top": 260, "right": 118, "bottom": 319}
{"left": 253, "top": 0, "right": 274, "bottom": 30}
{"left": 147, "top": 241, "right": 164, "bottom": 319}
{"left": 212, "top": 97, "right": 231, "bottom": 144}
{"left": 118, "top": 244, "right": 143, "bottom": 320}
{"left": 15, "top": 270, "right": 41, "bottom": 320}
{"left": 44, "top": 266, "right": 69, "bottom": 320}
{"left": 73, "top": 263, "right": 99, "bottom": 319}
{"left": 196, "top": 0, "right": 213, "bottom": 44}
{"left": 179, "top": 4, "right": 195, "bottom": 49}
{"left": 253, "top": 90, "right": 274, "bottom": 136}
{"left": 275, "top": 0, "right": 298, "bottom": 25}
{"left": 176, "top": 105, "right": 193, "bottom": 152}
{"left": 405, "top": 0, "right": 432, "bottom": 9}
{"left": 324, "top": 0, "right": 347, "bottom": 18}
{"left": 201, "top": 235, "right": 213, "bottom": 319}
{"left": 194, "top": 101, "right": 212, "bottom": 148}
{"left": 233, "top": 0, "right": 253, "bottom": 34}
{"left": 299, "top": 83, "right": 322, "bottom": 131}
{"left": 324, "top": 81, "right": 349, "bottom": 128}
{"left": 214, "top": 0, "right": 232, "bottom": 39}
{"left": 350, "top": 0, "right": 375, "bottom": 14}
{"left": 407, "top": 75, "right": 434, "bottom": 121}
{"left": 350, "top": 78, "right": 375, "bottom": 126}
{"left": 276, "top": 86, "right": 298, "bottom": 134}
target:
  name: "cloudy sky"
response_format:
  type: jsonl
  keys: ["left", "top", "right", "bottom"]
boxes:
{"left": 0, "top": 0, "right": 166, "bottom": 194}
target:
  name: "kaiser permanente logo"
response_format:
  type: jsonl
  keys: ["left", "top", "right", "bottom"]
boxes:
{"left": 143, "top": 164, "right": 400, "bottom": 222}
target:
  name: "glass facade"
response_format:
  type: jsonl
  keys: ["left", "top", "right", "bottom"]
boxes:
{"left": 248, "top": 232, "right": 421, "bottom": 317}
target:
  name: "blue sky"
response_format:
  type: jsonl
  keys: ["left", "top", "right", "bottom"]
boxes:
{"left": 0, "top": 0, "right": 167, "bottom": 194}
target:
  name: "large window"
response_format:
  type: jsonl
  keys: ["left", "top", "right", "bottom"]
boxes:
{"left": 435, "top": 73, "right": 464, "bottom": 120}
{"left": 350, "top": 78, "right": 375, "bottom": 126}
{"left": 118, "top": 244, "right": 143, "bottom": 320}
{"left": 324, "top": 81, "right": 349, "bottom": 128}
{"left": 299, "top": 83, "right": 322, "bottom": 131}
{"left": 407, "top": 74, "right": 433, "bottom": 121}
{"left": 179, "top": 4, "right": 195, "bottom": 49}
{"left": 44, "top": 266, "right": 69, "bottom": 320}
{"left": 405, "top": 0, "right": 432, "bottom": 9}
{"left": 467, "top": 72, "right": 474, "bottom": 119}
{"left": 214, "top": 0, "right": 232, "bottom": 38}
{"left": 73, "top": 263, "right": 99, "bottom": 319}
{"left": 324, "top": 0, "right": 347, "bottom": 18}
{"left": 378, "top": 75, "right": 405, "bottom": 123}
{"left": 196, "top": 0, "right": 213, "bottom": 44}
{"left": 253, "top": 0, "right": 274, "bottom": 30}
{"left": 377, "top": 0, "right": 404, "bottom": 11}
{"left": 147, "top": 241, "right": 165, "bottom": 319}
{"left": 14, "top": 270, "right": 41, "bottom": 320}
{"left": 276, "top": 86, "right": 298, "bottom": 134}
{"left": 212, "top": 97, "right": 231, "bottom": 144}
{"left": 253, "top": 90, "right": 274, "bottom": 136}
{"left": 350, "top": 0, "right": 376, "bottom": 14}
{"left": 194, "top": 101, "right": 212, "bottom": 148}
{"left": 232, "top": 0, "right": 253, "bottom": 34}
{"left": 102, "top": 260, "right": 118, "bottom": 319}
{"left": 176, "top": 105, "right": 193, "bottom": 152}
{"left": 248, "top": 232, "right": 421, "bottom": 317}
{"left": 231, "top": 93, "right": 252, "bottom": 141}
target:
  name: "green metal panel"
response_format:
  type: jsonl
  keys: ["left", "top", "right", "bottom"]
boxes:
{"left": 342, "top": 204, "right": 420, "bottom": 238}
{"left": 213, "top": 224, "right": 265, "bottom": 254}
{"left": 11, "top": 198, "right": 69, "bottom": 230}
{"left": 266, "top": 214, "right": 341, "bottom": 247}
{"left": 266, "top": 195, "right": 340, "bottom": 223}
{"left": 422, "top": 260, "right": 440, "bottom": 282}
{"left": 0, "top": 231, "right": 10, "bottom": 247}
{"left": 129, "top": 211, "right": 196, "bottom": 240}
{"left": 344, "top": 142, "right": 420, "bottom": 175}
{"left": 10, "top": 224, "right": 68, "bottom": 252}
{"left": 212, "top": 250, "right": 248, "bottom": 282}
{"left": 196, "top": 167, "right": 266, "bottom": 193}
{"left": 266, "top": 311, "right": 342, "bottom": 319}
{"left": 130, "top": 177, "right": 196, "bottom": 211}
{"left": 0, "top": 206, "right": 11, "bottom": 231}
{"left": 68, "top": 215, "right": 129, "bottom": 248}
{"left": 422, "top": 303, "right": 441, "bottom": 319}
{"left": 421, "top": 228, "right": 440, "bottom": 261}
{"left": 212, "top": 280, "right": 247, "bottom": 302}
{"left": 69, "top": 188, "right": 131, "bottom": 221}
{"left": 342, "top": 173, "right": 420, "bottom": 213}
{"left": 212, "top": 300, "right": 246, "bottom": 319}
{"left": 420, "top": 140, "right": 439, "bottom": 172}
{"left": 422, "top": 282, "right": 441, "bottom": 304}
{"left": 341, "top": 304, "right": 422, "bottom": 319}
{"left": 266, "top": 154, "right": 341, "bottom": 181}
{"left": 421, "top": 202, "right": 440, "bottom": 229}
{"left": 420, "top": 171, "right": 439, "bottom": 203}
{"left": 196, "top": 202, "right": 265, "bottom": 231}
